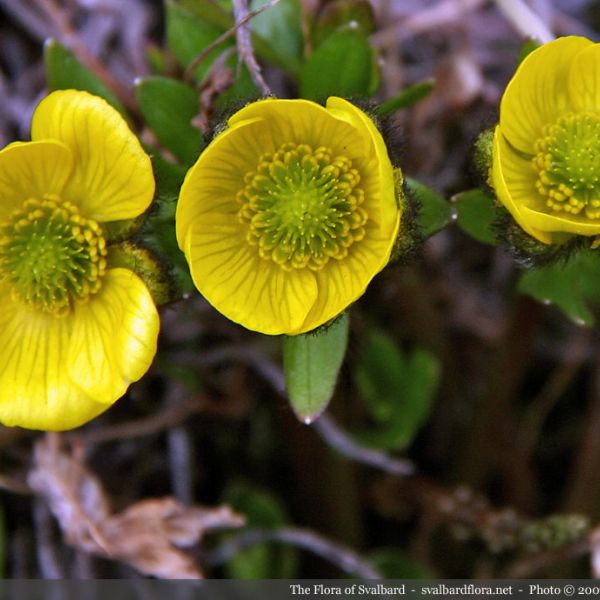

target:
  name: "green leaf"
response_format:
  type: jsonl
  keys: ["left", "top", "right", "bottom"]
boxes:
{"left": 135, "top": 76, "right": 203, "bottom": 165}
{"left": 223, "top": 482, "right": 297, "bottom": 579}
{"left": 355, "top": 330, "right": 405, "bottom": 423}
{"left": 313, "top": 0, "right": 375, "bottom": 46}
{"left": 175, "top": 0, "right": 232, "bottom": 30}
{"left": 355, "top": 329, "right": 440, "bottom": 450}
{"left": 250, "top": 0, "right": 303, "bottom": 75}
{"left": 406, "top": 178, "right": 454, "bottom": 238}
{"left": 518, "top": 38, "right": 542, "bottom": 65}
{"left": 375, "top": 79, "right": 435, "bottom": 117}
{"left": 299, "top": 28, "right": 379, "bottom": 101}
{"left": 283, "top": 313, "right": 349, "bottom": 423}
{"left": 454, "top": 188, "right": 499, "bottom": 245}
{"left": 150, "top": 150, "right": 187, "bottom": 211}
{"left": 146, "top": 43, "right": 170, "bottom": 75}
{"left": 44, "top": 39, "right": 127, "bottom": 116}
{"left": 518, "top": 249, "right": 600, "bottom": 327}
{"left": 166, "top": 1, "right": 232, "bottom": 80}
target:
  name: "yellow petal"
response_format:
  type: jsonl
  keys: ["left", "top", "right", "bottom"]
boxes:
{"left": 229, "top": 98, "right": 319, "bottom": 126}
{"left": 520, "top": 206, "right": 600, "bottom": 239}
{"left": 31, "top": 90, "right": 154, "bottom": 222}
{"left": 228, "top": 98, "right": 368, "bottom": 165}
{"left": 68, "top": 268, "right": 159, "bottom": 404}
{"left": 176, "top": 117, "right": 264, "bottom": 248}
{"left": 263, "top": 267, "right": 319, "bottom": 336}
{"left": 177, "top": 99, "right": 384, "bottom": 249}
{"left": 0, "top": 285, "right": 107, "bottom": 431}
{"left": 325, "top": 96, "right": 399, "bottom": 230}
{"left": 301, "top": 217, "right": 400, "bottom": 333}
{"left": 0, "top": 140, "right": 73, "bottom": 221}
{"left": 500, "top": 36, "right": 592, "bottom": 154}
{"left": 492, "top": 127, "right": 550, "bottom": 244}
{"left": 568, "top": 42, "right": 600, "bottom": 111}
{"left": 184, "top": 219, "right": 318, "bottom": 335}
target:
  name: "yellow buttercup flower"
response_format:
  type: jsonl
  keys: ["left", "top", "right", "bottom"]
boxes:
{"left": 176, "top": 97, "right": 401, "bottom": 335}
{"left": 0, "top": 90, "right": 159, "bottom": 430}
{"left": 493, "top": 36, "right": 600, "bottom": 244}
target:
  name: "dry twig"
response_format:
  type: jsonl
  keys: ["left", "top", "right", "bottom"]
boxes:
{"left": 495, "top": 0, "right": 554, "bottom": 42}
{"left": 208, "top": 526, "right": 382, "bottom": 579}
{"left": 517, "top": 330, "right": 591, "bottom": 459}
{"left": 232, "top": 0, "right": 271, "bottom": 95}
{"left": 65, "top": 394, "right": 211, "bottom": 446}
{"left": 183, "top": 0, "right": 279, "bottom": 87}
{"left": 563, "top": 344, "right": 600, "bottom": 515}
{"left": 313, "top": 414, "right": 416, "bottom": 477}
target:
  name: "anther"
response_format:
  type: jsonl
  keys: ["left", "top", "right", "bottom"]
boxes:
{"left": 0, "top": 198, "right": 107, "bottom": 315}
{"left": 237, "top": 142, "right": 368, "bottom": 271}
{"left": 533, "top": 112, "right": 600, "bottom": 220}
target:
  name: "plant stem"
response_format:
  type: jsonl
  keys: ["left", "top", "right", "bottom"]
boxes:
{"left": 494, "top": 0, "right": 554, "bottom": 43}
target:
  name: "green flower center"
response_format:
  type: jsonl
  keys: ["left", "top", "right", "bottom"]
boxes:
{"left": 533, "top": 111, "right": 600, "bottom": 218}
{"left": 237, "top": 143, "right": 368, "bottom": 270}
{"left": 0, "top": 197, "right": 107, "bottom": 315}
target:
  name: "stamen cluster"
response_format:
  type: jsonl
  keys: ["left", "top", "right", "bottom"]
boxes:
{"left": 533, "top": 112, "right": 600, "bottom": 219}
{"left": 237, "top": 143, "right": 368, "bottom": 271}
{"left": 0, "top": 197, "right": 107, "bottom": 315}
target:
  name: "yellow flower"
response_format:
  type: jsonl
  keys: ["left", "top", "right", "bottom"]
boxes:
{"left": 176, "top": 97, "right": 400, "bottom": 335}
{"left": 0, "top": 90, "right": 159, "bottom": 430}
{"left": 492, "top": 36, "right": 600, "bottom": 245}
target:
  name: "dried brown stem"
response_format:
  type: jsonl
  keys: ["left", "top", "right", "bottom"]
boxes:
{"left": 503, "top": 538, "right": 590, "bottom": 578}
{"left": 207, "top": 526, "right": 382, "bottom": 579}
{"left": 33, "top": 498, "right": 65, "bottom": 579}
{"left": 0, "top": 473, "right": 31, "bottom": 495}
{"left": 299, "top": 0, "right": 313, "bottom": 59}
{"left": 231, "top": 0, "right": 271, "bottom": 96}
{"left": 457, "top": 296, "right": 542, "bottom": 511}
{"left": 563, "top": 343, "right": 600, "bottom": 515}
{"left": 495, "top": 0, "right": 554, "bottom": 42}
{"left": 516, "top": 330, "right": 590, "bottom": 459}
{"left": 0, "top": 0, "right": 52, "bottom": 41}
{"left": 313, "top": 414, "right": 415, "bottom": 477}
{"left": 193, "top": 344, "right": 286, "bottom": 395}
{"left": 65, "top": 394, "right": 212, "bottom": 447}
{"left": 183, "top": 0, "right": 279, "bottom": 86}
